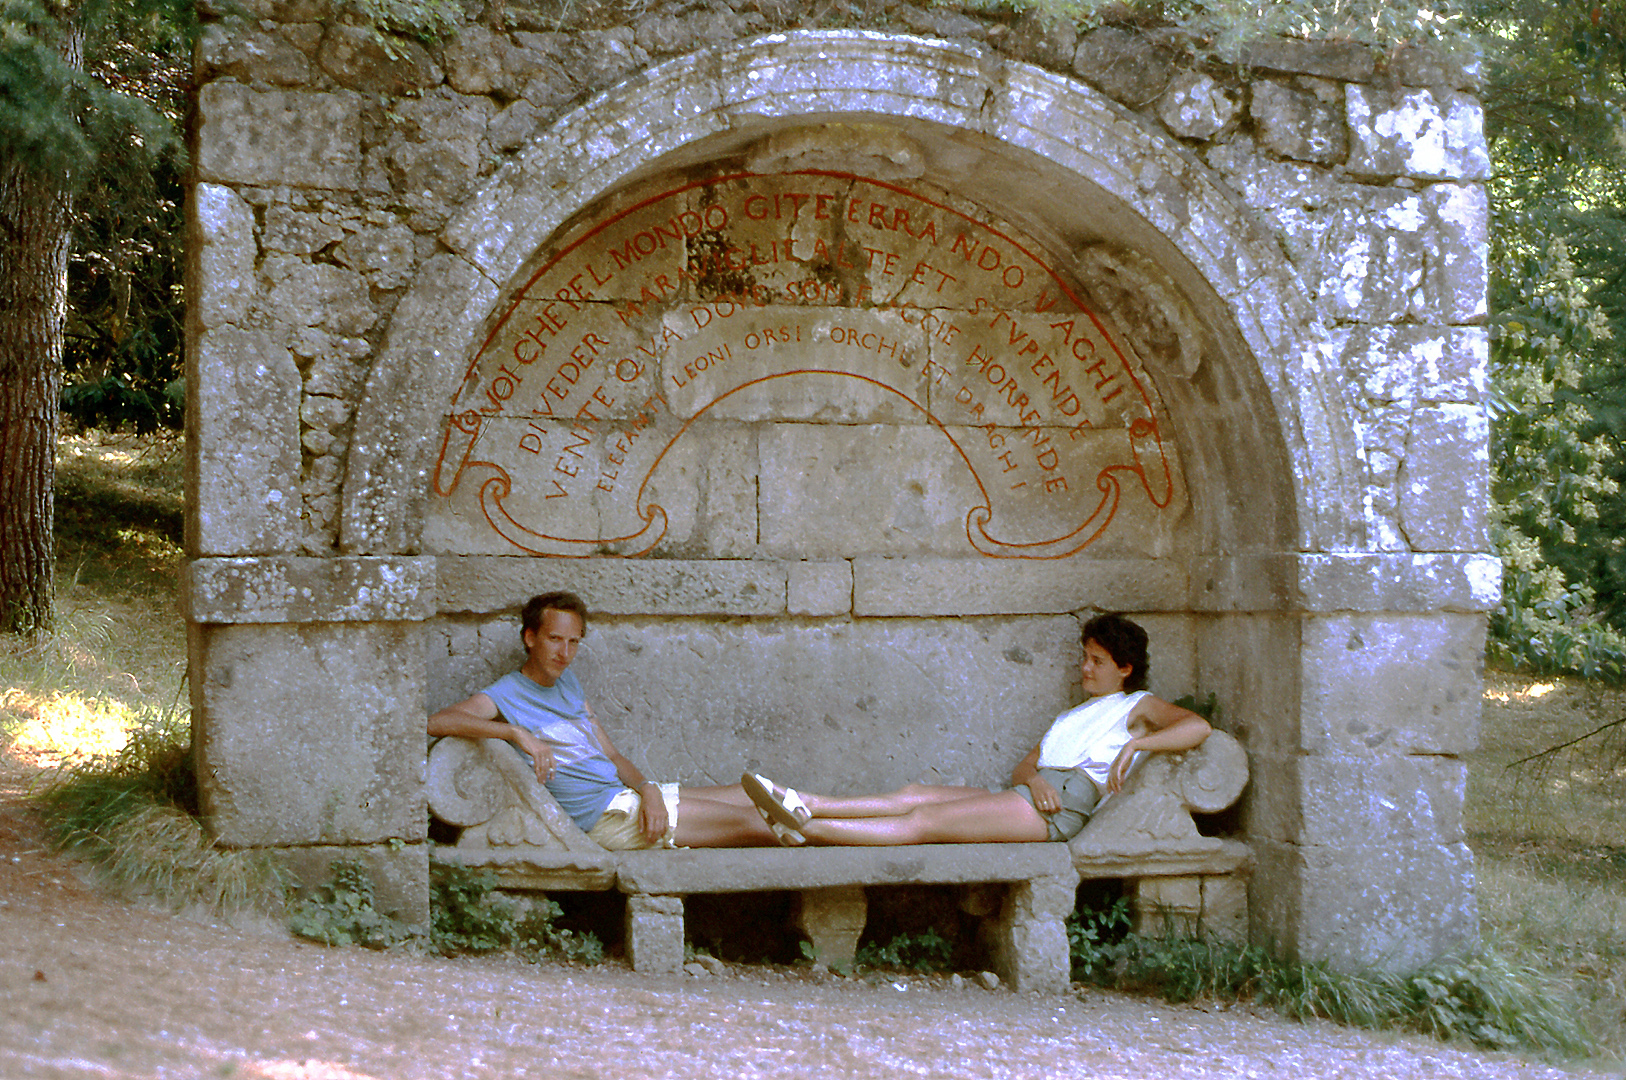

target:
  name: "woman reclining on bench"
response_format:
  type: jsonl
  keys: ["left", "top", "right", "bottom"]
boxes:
{"left": 744, "top": 613, "right": 1211, "bottom": 847}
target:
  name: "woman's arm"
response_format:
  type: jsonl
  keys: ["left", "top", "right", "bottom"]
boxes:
{"left": 1106, "top": 696, "right": 1211, "bottom": 793}
{"left": 1010, "top": 743, "right": 1065, "bottom": 813}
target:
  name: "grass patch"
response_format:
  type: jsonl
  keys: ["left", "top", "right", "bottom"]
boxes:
{"left": 53, "top": 430, "right": 185, "bottom": 603}
{"left": 29, "top": 705, "right": 290, "bottom": 915}
{"left": 1067, "top": 900, "right": 1594, "bottom": 1058}
{"left": 1470, "top": 669, "right": 1626, "bottom": 1064}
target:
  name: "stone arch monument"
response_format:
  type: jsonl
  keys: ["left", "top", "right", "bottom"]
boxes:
{"left": 186, "top": 8, "right": 1493, "bottom": 972}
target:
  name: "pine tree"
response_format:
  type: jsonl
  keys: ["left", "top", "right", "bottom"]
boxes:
{"left": 0, "top": 0, "right": 188, "bottom": 635}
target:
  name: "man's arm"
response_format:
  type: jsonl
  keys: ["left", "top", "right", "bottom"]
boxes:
{"left": 1106, "top": 696, "right": 1211, "bottom": 793}
{"left": 591, "top": 717, "right": 665, "bottom": 842}
{"left": 428, "top": 693, "right": 556, "bottom": 784}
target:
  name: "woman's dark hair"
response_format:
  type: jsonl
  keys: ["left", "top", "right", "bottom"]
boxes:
{"left": 1081, "top": 613, "right": 1148, "bottom": 692}
{"left": 521, "top": 591, "right": 589, "bottom": 637}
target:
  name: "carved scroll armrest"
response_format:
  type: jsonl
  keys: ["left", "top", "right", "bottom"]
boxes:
{"left": 426, "top": 736, "right": 601, "bottom": 852}
{"left": 1068, "top": 729, "right": 1249, "bottom": 859}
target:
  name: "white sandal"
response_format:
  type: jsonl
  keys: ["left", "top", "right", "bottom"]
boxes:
{"left": 742, "top": 773, "right": 812, "bottom": 835}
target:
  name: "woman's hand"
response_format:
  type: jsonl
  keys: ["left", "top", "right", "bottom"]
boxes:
{"left": 1106, "top": 742, "right": 1139, "bottom": 793}
{"left": 1027, "top": 774, "right": 1062, "bottom": 814}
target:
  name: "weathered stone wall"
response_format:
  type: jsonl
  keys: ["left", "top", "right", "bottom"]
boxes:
{"left": 186, "top": 0, "right": 1493, "bottom": 970}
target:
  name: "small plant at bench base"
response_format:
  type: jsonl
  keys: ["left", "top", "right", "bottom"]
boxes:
{"left": 289, "top": 861, "right": 415, "bottom": 950}
{"left": 855, "top": 928, "right": 955, "bottom": 973}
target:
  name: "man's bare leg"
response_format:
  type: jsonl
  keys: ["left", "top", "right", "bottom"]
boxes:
{"left": 671, "top": 787, "right": 779, "bottom": 847}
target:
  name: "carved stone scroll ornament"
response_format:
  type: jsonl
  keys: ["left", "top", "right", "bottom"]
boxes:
{"left": 1068, "top": 729, "right": 1249, "bottom": 861}
{"left": 426, "top": 736, "right": 601, "bottom": 852}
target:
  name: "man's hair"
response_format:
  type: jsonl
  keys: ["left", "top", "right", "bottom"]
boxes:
{"left": 521, "top": 591, "right": 589, "bottom": 637}
{"left": 1081, "top": 613, "right": 1149, "bottom": 692}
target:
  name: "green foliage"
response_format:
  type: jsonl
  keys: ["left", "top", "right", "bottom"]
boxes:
{"left": 1488, "top": 236, "right": 1626, "bottom": 679}
{"left": 1066, "top": 895, "right": 1132, "bottom": 980}
{"left": 292, "top": 857, "right": 605, "bottom": 962}
{"left": 1479, "top": 0, "right": 1626, "bottom": 679}
{"left": 347, "top": 0, "right": 460, "bottom": 53}
{"left": 429, "top": 860, "right": 604, "bottom": 962}
{"left": 854, "top": 928, "right": 954, "bottom": 972}
{"left": 289, "top": 861, "right": 416, "bottom": 949}
{"left": 30, "top": 704, "right": 289, "bottom": 913}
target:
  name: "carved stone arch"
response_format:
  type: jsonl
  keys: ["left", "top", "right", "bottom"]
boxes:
{"left": 339, "top": 32, "right": 1361, "bottom": 557}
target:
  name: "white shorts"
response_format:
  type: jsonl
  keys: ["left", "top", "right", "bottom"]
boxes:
{"left": 585, "top": 782, "right": 681, "bottom": 850}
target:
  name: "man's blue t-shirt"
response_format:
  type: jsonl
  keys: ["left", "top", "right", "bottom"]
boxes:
{"left": 481, "top": 669, "right": 621, "bottom": 831}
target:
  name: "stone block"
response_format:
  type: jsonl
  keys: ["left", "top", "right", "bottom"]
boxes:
{"left": 341, "top": 253, "right": 502, "bottom": 555}
{"left": 186, "top": 556, "right": 436, "bottom": 624}
{"left": 196, "top": 22, "right": 311, "bottom": 86}
{"left": 1296, "top": 754, "right": 1467, "bottom": 846}
{"left": 758, "top": 424, "right": 983, "bottom": 557}
{"left": 613, "top": 845, "right": 1075, "bottom": 895}
{"left": 1157, "top": 71, "right": 1239, "bottom": 140}
{"left": 1398, "top": 404, "right": 1490, "bottom": 551}
{"left": 1251, "top": 82, "right": 1347, "bottom": 164}
{"left": 1251, "top": 837, "right": 1478, "bottom": 972}
{"left": 195, "top": 83, "right": 361, "bottom": 189}
{"left": 788, "top": 561, "right": 852, "bottom": 616}
{"left": 1132, "top": 875, "right": 1200, "bottom": 937}
{"left": 572, "top": 616, "right": 1080, "bottom": 795}
{"left": 992, "top": 875, "right": 1077, "bottom": 993}
{"left": 1346, "top": 87, "right": 1490, "bottom": 181}
{"left": 1339, "top": 324, "right": 1488, "bottom": 405}
{"left": 278, "top": 842, "right": 429, "bottom": 929}
{"left": 190, "top": 184, "right": 256, "bottom": 331}
{"left": 794, "top": 885, "right": 868, "bottom": 967}
{"left": 316, "top": 23, "right": 442, "bottom": 95}
{"left": 1389, "top": 44, "right": 1483, "bottom": 91}
{"left": 1188, "top": 553, "right": 1501, "bottom": 613}
{"left": 852, "top": 557, "right": 1186, "bottom": 616}
{"left": 1071, "top": 26, "right": 1175, "bottom": 107}
{"left": 1193, "top": 615, "right": 1301, "bottom": 755}
{"left": 1242, "top": 39, "right": 1375, "bottom": 81}
{"left": 1322, "top": 188, "right": 1427, "bottom": 322}
{"left": 1420, "top": 183, "right": 1489, "bottom": 324}
{"left": 1299, "top": 613, "right": 1483, "bottom": 754}
{"left": 624, "top": 893, "right": 685, "bottom": 974}
{"left": 261, "top": 255, "right": 376, "bottom": 336}
{"left": 436, "top": 557, "right": 788, "bottom": 617}
{"left": 1200, "top": 874, "right": 1250, "bottom": 945}
{"left": 193, "top": 622, "right": 426, "bottom": 846}
{"left": 189, "top": 325, "right": 303, "bottom": 555}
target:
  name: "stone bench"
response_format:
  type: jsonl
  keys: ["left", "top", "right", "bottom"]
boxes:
{"left": 427, "top": 732, "right": 1251, "bottom": 992}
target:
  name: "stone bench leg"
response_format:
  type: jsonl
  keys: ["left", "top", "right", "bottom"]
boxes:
{"left": 624, "top": 894, "right": 684, "bottom": 974}
{"left": 990, "top": 871, "right": 1077, "bottom": 993}
{"left": 794, "top": 885, "right": 867, "bottom": 967}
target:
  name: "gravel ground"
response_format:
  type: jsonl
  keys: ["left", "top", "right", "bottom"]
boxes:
{"left": 0, "top": 796, "right": 1612, "bottom": 1080}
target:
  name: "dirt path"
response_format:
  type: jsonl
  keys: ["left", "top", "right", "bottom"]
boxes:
{"left": 0, "top": 800, "right": 1609, "bottom": 1080}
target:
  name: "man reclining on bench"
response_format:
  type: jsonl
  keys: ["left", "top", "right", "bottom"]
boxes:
{"left": 741, "top": 613, "right": 1211, "bottom": 847}
{"left": 428, "top": 591, "right": 783, "bottom": 849}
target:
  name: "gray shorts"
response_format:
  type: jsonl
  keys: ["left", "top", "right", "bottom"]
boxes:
{"left": 1014, "top": 767, "right": 1101, "bottom": 842}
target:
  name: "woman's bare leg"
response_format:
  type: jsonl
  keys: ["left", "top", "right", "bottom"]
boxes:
{"left": 800, "top": 790, "right": 1049, "bottom": 846}
{"left": 710, "top": 778, "right": 991, "bottom": 819}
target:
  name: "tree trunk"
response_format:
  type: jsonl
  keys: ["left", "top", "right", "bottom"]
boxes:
{"left": 0, "top": 10, "right": 82, "bottom": 637}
